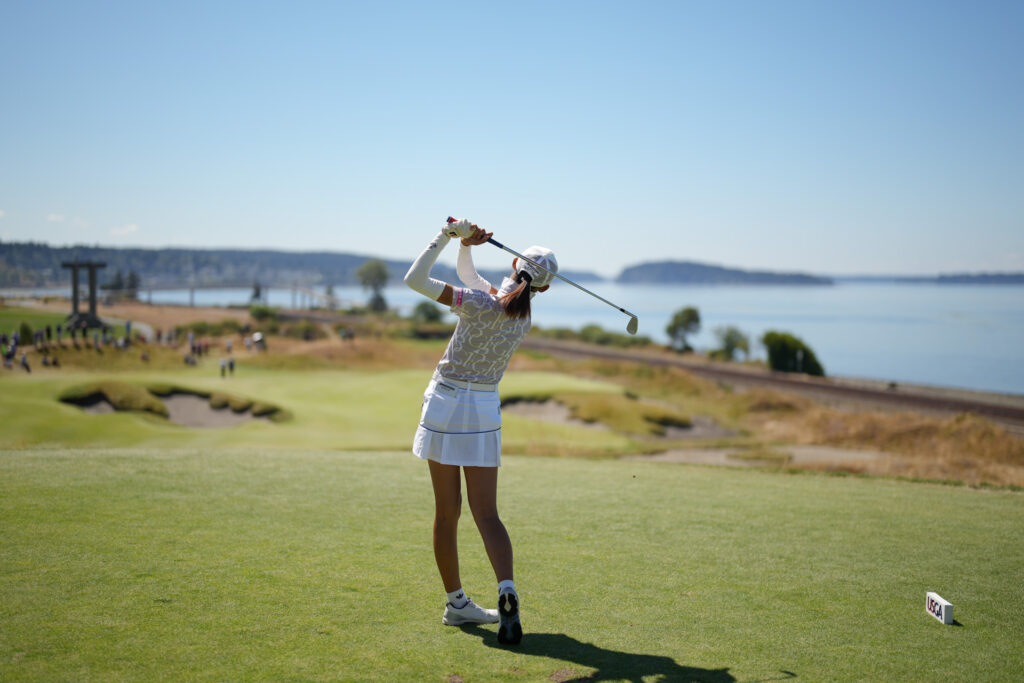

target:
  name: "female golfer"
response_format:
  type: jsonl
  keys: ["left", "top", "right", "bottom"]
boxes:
{"left": 403, "top": 218, "right": 557, "bottom": 646}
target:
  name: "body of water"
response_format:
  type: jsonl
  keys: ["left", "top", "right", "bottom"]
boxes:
{"left": 6, "top": 282, "right": 1023, "bottom": 396}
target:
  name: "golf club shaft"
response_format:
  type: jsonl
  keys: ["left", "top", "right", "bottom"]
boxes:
{"left": 486, "top": 236, "right": 637, "bottom": 321}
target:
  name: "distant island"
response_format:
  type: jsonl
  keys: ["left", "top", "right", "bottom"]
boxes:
{"left": 617, "top": 260, "right": 833, "bottom": 286}
{"left": 0, "top": 241, "right": 601, "bottom": 289}
{"left": 3, "top": 241, "right": 1021, "bottom": 290}
{"left": 836, "top": 273, "right": 1024, "bottom": 285}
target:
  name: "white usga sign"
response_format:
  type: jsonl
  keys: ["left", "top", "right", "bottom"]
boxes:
{"left": 926, "top": 592, "right": 954, "bottom": 625}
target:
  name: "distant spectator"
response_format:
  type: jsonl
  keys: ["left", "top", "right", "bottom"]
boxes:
{"left": 51, "top": 356, "right": 60, "bottom": 368}
{"left": 141, "top": 351, "right": 149, "bottom": 363}
{"left": 42, "top": 355, "right": 50, "bottom": 367}
{"left": 220, "top": 358, "right": 226, "bottom": 377}
{"left": 228, "top": 357, "right": 235, "bottom": 375}
{"left": 56, "top": 324, "right": 63, "bottom": 343}
{"left": 20, "top": 352, "right": 30, "bottom": 373}
{"left": 226, "top": 339, "right": 233, "bottom": 353}
{"left": 46, "top": 325, "right": 53, "bottom": 343}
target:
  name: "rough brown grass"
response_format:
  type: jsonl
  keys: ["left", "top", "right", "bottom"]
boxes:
{"left": 754, "top": 406, "right": 1024, "bottom": 487}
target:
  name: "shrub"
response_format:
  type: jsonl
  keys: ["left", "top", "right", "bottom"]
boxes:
{"left": 760, "top": 331, "right": 825, "bottom": 376}
{"left": 174, "top": 319, "right": 245, "bottom": 337}
{"left": 250, "top": 304, "right": 278, "bottom": 322}
{"left": 711, "top": 326, "right": 750, "bottom": 361}
{"left": 411, "top": 301, "right": 443, "bottom": 323}
{"left": 281, "top": 320, "right": 326, "bottom": 341}
{"left": 532, "top": 324, "right": 652, "bottom": 348}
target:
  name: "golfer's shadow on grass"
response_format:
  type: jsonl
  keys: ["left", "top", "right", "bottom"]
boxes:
{"left": 460, "top": 625, "right": 745, "bottom": 682}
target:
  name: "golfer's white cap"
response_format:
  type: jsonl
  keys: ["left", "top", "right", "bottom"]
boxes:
{"left": 517, "top": 246, "right": 558, "bottom": 289}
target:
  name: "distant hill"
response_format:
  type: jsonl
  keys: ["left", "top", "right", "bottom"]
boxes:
{"left": 0, "top": 241, "right": 601, "bottom": 289}
{"left": 836, "top": 272, "right": 1024, "bottom": 284}
{"left": 617, "top": 260, "right": 833, "bottom": 286}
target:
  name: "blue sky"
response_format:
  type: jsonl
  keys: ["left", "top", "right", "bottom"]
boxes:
{"left": 1, "top": 0, "right": 1021, "bottom": 277}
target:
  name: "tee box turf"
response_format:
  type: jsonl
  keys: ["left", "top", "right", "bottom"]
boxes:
{"left": 926, "top": 592, "right": 954, "bottom": 625}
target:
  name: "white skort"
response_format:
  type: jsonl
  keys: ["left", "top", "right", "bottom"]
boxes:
{"left": 413, "top": 377, "right": 502, "bottom": 467}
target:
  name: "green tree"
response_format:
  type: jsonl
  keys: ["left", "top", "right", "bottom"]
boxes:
{"left": 666, "top": 306, "right": 700, "bottom": 352}
{"left": 125, "top": 271, "right": 140, "bottom": 299}
{"left": 101, "top": 270, "right": 125, "bottom": 292}
{"left": 411, "top": 301, "right": 443, "bottom": 323}
{"left": 711, "top": 325, "right": 750, "bottom": 361}
{"left": 356, "top": 259, "right": 390, "bottom": 313}
{"left": 760, "top": 331, "right": 825, "bottom": 376}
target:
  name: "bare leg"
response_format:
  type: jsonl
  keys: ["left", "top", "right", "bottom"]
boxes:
{"left": 427, "top": 460, "right": 463, "bottom": 593}
{"left": 464, "top": 466, "right": 513, "bottom": 583}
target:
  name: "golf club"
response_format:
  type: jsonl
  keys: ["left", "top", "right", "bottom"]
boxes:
{"left": 447, "top": 217, "right": 640, "bottom": 335}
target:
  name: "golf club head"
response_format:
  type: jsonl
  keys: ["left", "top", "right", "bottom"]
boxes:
{"left": 626, "top": 316, "right": 639, "bottom": 335}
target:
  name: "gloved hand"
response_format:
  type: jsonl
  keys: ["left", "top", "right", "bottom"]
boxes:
{"left": 445, "top": 217, "right": 475, "bottom": 239}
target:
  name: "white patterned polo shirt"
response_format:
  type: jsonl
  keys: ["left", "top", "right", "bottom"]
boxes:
{"left": 435, "top": 287, "right": 531, "bottom": 385}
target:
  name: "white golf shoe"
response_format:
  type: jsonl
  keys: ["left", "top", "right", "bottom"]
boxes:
{"left": 442, "top": 598, "right": 500, "bottom": 626}
{"left": 497, "top": 591, "right": 522, "bottom": 645}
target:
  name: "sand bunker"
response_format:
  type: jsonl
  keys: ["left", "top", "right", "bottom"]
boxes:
{"left": 502, "top": 400, "right": 737, "bottom": 439}
{"left": 504, "top": 399, "right": 882, "bottom": 468}
{"left": 78, "top": 397, "right": 116, "bottom": 414}
{"left": 77, "top": 393, "right": 268, "bottom": 428}
{"left": 503, "top": 400, "right": 609, "bottom": 430}
{"left": 162, "top": 393, "right": 269, "bottom": 428}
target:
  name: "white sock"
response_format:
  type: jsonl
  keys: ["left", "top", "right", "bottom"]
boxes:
{"left": 498, "top": 579, "right": 516, "bottom": 596}
{"left": 447, "top": 588, "right": 468, "bottom": 608}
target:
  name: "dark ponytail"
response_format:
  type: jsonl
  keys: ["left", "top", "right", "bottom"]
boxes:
{"left": 499, "top": 271, "right": 532, "bottom": 320}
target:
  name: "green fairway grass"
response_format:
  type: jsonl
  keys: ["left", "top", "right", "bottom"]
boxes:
{"left": 0, "top": 368, "right": 636, "bottom": 455}
{"left": 0, "top": 306, "right": 127, "bottom": 340}
{"left": 0, "top": 306, "right": 68, "bottom": 334}
{"left": 1, "top": 449, "right": 1022, "bottom": 681}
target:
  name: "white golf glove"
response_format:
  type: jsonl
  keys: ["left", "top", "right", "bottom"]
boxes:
{"left": 445, "top": 218, "right": 474, "bottom": 239}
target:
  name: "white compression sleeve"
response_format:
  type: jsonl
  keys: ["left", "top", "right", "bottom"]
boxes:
{"left": 403, "top": 231, "right": 450, "bottom": 300}
{"left": 457, "top": 243, "right": 494, "bottom": 292}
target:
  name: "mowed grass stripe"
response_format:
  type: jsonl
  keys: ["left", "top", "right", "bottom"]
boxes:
{"left": 2, "top": 449, "right": 1022, "bottom": 681}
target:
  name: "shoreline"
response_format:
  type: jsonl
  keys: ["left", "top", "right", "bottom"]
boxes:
{"left": 519, "top": 337, "right": 1024, "bottom": 432}
{"left": 6, "top": 296, "right": 1023, "bottom": 408}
